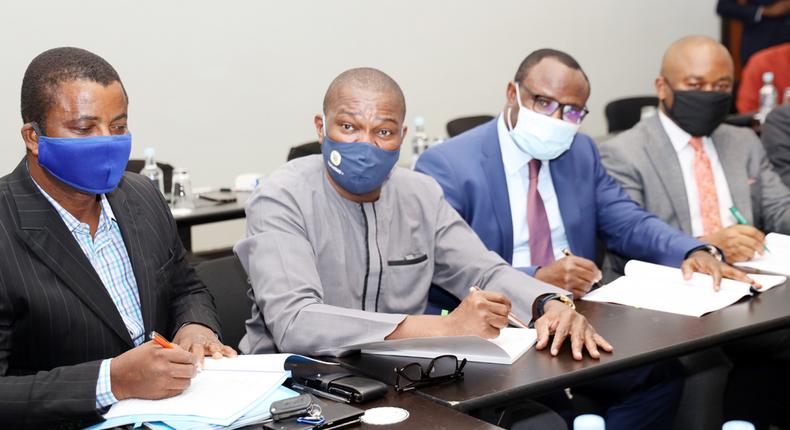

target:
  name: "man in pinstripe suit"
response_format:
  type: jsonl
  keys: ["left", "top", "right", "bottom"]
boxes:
{"left": 0, "top": 47, "right": 235, "bottom": 429}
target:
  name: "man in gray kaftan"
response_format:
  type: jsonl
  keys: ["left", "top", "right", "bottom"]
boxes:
{"left": 236, "top": 67, "right": 611, "bottom": 362}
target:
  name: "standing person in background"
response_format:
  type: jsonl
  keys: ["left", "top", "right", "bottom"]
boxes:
{"left": 717, "top": 0, "right": 790, "bottom": 66}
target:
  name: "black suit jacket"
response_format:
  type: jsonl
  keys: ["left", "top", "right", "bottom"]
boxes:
{"left": 0, "top": 160, "right": 220, "bottom": 429}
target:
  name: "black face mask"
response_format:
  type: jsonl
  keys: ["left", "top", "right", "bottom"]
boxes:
{"left": 663, "top": 87, "right": 732, "bottom": 137}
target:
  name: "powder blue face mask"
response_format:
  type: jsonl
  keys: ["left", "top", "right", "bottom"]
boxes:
{"left": 507, "top": 85, "right": 580, "bottom": 161}
{"left": 321, "top": 115, "right": 401, "bottom": 195}
{"left": 37, "top": 130, "right": 132, "bottom": 194}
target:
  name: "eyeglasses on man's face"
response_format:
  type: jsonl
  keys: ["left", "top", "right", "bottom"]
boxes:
{"left": 518, "top": 83, "right": 589, "bottom": 125}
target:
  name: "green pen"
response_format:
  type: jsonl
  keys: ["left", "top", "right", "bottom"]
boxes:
{"left": 729, "top": 206, "right": 770, "bottom": 252}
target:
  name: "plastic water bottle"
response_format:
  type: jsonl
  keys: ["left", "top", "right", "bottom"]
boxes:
{"left": 722, "top": 420, "right": 755, "bottom": 430}
{"left": 139, "top": 147, "right": 164, "bottom": 195}
{"left": 758, "top": 71, "right": 778, "bottom": 122}
{"left": 411, "top": 116, "right": 429, "bottom": 169}
{"left": 573, "top": 414, "right": 605, "bottom": 430}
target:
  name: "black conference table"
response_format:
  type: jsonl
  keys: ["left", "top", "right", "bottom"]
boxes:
{"left": 236, "top": 388, "right": 502, "bottom": 430}
{"left": 110, "top": 280, "right": 790, "bottom": 430}
{"left": 337, "top": 281, "right": 790, "bottom": 413}
{"left": 171, "top": 198, "right": 246, "bottom": 251}
{"left": 112, "top": 388, "right": 501, "bottom": 430}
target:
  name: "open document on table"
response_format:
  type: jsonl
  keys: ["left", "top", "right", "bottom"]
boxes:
{"left": 340, "top": 327, "right": 537, "bottom": 364}
{"left": 735, "top": 233, "right": 790, "bottom": 276}
{"left": 582, "top": 260, "right": 786, "bottom": 317}
{"left": 84, "top": 354, "right": 327, "bottom": 430}
{"left": 142, "top": 386, "right": 298, "bottom": 430}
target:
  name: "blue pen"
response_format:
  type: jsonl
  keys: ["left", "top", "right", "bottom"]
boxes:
{"left": 729, "top": 206, "right": 770, "bottom": 252}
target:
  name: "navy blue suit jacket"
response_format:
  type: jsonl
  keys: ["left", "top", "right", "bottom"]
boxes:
{"left": 717, "top": 0, "right": 790, "bottom": 63}
{"left": 415, "top": 119, "right": 703, "bottom": 277}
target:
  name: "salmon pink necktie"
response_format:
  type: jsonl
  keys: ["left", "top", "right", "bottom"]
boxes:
{"left": 689, "top": 137, "right": 722, "bottom": 235}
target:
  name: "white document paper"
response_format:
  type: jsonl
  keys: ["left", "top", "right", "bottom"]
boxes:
{"left": 345, "top": 327, "right": 537, "bottom": 365}
{"left": 582, "top": 260, "right": 786, "bottom": 317}
{"left": 735, "top": 233, "right": 790, "bottom": 276}
{"left": 103, "top": 367, "right": 286, "bottom": 426}
{"left": 99, "top": 354, "right": 315, "bottom": 426}
{"left": 140, "top": 386, "right": 299, "bottom": 430}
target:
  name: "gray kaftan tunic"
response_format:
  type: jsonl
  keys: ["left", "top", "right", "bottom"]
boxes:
{"left": 235, "top": 155, "right": 565, "bottom": 356}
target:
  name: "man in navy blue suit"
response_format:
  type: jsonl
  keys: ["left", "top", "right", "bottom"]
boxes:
{"left": 415, "top": 49, "right": 752, "bottom": 430}
{"left": 416, "top": 49, "right": 750, "bottom": 299}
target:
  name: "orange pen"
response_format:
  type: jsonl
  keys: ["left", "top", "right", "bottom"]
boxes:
{"left": 150, "top": 331, "right": 174, "bottom": 349}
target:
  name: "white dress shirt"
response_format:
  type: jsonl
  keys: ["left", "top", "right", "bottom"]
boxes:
{"left": 658, "top": 111, "right": 737, "bottom": 237}
{"left": 497, "top": 114, "right": 570, "bottom": 267}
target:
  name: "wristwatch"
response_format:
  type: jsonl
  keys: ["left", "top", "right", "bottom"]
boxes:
{"left": 699, "top": 244, "right": 723, "bottom": 262}
{"left": 533, "top": 293, "right": 576, "bottom": 319}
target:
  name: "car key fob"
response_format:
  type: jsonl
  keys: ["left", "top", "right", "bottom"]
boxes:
{"left": 270, "top": 394, "right": 314, "bottom": 421}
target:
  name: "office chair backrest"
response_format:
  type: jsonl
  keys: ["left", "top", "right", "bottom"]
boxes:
{"left": 194, "top": 255, "right": 253, "bottom": 350}
{"left": 604, "top": 96, "right": 659, "bottom": 133}
{"left": 125, "top": 159, "right": 175, "bottom": 193}
{"left": 446, "top": 115, "right": 494, "bottom": 137}
{"left": 287, "top": 141, "right": 321, "bottom": 161}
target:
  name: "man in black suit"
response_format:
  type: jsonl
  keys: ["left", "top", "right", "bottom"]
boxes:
{"left": 0, "top": 47, "right": 236, "bottom": 429}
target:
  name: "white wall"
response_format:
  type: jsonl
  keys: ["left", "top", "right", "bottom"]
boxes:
{"left": 0, "top": 0, "right": 720, "bottom": 250}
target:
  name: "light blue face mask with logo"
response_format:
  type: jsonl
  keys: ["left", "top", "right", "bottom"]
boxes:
{"left": 507, "top": 85, "right": 580, "bottom": 160}
{"left": 320, "top": 114, "right": 401, "bottom": 195}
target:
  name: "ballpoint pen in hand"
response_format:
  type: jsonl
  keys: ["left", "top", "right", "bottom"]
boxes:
{"left": 729, "top": 206, "right": 770, "bottom": 253}
{"left": 561, "top": 248, "right": 603, "bottom": 288}
{"left": 150, "top": 331, "right": 174, "bottom": 349}
{"left": 470, "top": 286, "right": 529, "bottom": 329}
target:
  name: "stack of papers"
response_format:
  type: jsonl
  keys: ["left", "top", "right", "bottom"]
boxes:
{"left": 143, "top": 386, "right": 298, "bottom": 430}
{"left": 84, "top": 354, "right": 313, "bottom": 430}
{"left": 583, "top": 260, "right": 786, "bottom": 317}
{"left": 735, "top": 233, "right": 790, "bottom": 276}
{"left": 343, "top": 327, "right": 537, "bottom": 364}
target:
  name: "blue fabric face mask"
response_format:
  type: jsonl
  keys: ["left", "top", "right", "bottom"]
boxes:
{"left": 36, "top": 129, "right": 132, "bottom": 194}
{"left": 507, "top": 85, "right": 580, "bottom": 161}
{"left": 321, "top": 115, "right": 401, "bottom": 195}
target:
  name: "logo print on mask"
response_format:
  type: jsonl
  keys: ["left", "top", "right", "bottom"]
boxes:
{"left": 330, "top": 150, "right": 342, "bottom": 167}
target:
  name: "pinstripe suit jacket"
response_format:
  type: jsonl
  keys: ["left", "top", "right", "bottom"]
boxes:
{"left": 0, "top": 159, "right": 220, "bottom": 429}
